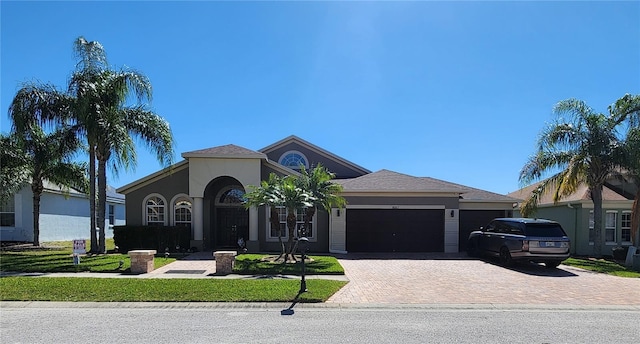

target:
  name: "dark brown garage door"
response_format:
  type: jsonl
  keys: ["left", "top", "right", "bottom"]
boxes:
{"left": 458, "top": 210, "right": 508, "bottom": 251}
{"left": 346, "top": 209, "right": 444, "bottom": 252}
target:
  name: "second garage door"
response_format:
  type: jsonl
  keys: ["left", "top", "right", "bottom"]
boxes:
{"left": 346, "top": 209, "right": 444, "bottom": 252}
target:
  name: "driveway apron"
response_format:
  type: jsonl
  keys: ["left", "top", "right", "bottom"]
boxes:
{"left": 327, "top": 253, "right": 640, "bottom": 305}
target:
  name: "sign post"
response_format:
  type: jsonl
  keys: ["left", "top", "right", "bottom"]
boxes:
{"left": 72, "top": 239, "right": 86, "bottom": 265}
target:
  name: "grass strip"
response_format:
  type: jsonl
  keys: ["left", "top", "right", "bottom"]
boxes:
{"left": 0, "top": 277, "right": 347, "bottom": 302}
{"left": 563, "top": 257, "right": 640, "bottom": 278}
{"left": 234, "top": 254, "right": 344, "bottom": 275}
{"left": 0, "top": 250, "right": 175, "bottom": 273}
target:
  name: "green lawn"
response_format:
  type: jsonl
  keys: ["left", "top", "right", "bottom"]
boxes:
{"left": 234, "top": 254, "right": 344, "bottom": 275}
{"left": 0, "top": 277, "right": 346, "bottom": 302}
{"left": 0, "top": 240, "right": 348, "bottom": 302}
{"left": 563, "top": 257, "right": 640, "bottom": 278}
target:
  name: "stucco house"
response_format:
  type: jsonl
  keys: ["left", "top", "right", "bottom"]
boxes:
{"left": 508, "top": 178, "right": 636, "bottom": 256}
{"left": 116, "top": 135, "right": 518, "bottom": 253}
{"left": 0, "top": 182, "right": 125, "bottom": 243}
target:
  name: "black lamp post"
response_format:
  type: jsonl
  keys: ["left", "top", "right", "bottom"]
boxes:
{"left": 298, "top": 236, "right": 309, "bottom": 293}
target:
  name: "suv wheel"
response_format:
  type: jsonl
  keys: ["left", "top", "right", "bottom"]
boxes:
{"left": 544, "top": 261, "right": 561, "bottom": 269}
{"left": 499, "top": 247, "right": 513, "bottom": 267}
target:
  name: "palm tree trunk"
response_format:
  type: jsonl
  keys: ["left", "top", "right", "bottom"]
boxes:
{"left": 97, "top": 156, "right": 107, "bottom": 254}
{"left": 592, "top": 185, "right": 604, "bottom": 258}
{"left": 31, "top": 182, "right": 43, "bottom": 247}
{"left": 286, "top": 210, "right": 297, "bottom": 261}
{"left": 89, "top": 145, "right": 98, "bottom": 253}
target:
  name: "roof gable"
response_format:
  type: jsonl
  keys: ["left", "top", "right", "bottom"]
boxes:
{"left": 182, "top": 144, "right": 265, "bottom": 159}
{"left": 259, "top": 135, "right": 370, "bottom": 178}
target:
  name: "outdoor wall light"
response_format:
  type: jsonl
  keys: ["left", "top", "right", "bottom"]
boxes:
{"left": 337, "top": 209, "right": 340, "bottom": 217}
{"left": 450, "top": 210, "right": 455, "bottom": 218}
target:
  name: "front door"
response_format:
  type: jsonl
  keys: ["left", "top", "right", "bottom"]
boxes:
{"left": 216, "top": 207, "right": 249, "bottom": 248}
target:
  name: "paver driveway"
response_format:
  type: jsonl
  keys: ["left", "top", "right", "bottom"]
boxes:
{"left": 327, "top": 254, "right": 640, "bottom": 305}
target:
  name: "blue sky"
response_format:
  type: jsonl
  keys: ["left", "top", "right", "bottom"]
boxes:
{"left": 2, "top": 1, "right": 639, "bottom": 195}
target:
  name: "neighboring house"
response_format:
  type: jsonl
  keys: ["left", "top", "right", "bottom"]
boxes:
{"left": 116, "top": 135, "right": 518, "bottom": 253}
{"left": 508, "top": 178, "right": 636, "bottom": 256}
{"left": 0, "top": 181, "right": 125, "bottom": 243}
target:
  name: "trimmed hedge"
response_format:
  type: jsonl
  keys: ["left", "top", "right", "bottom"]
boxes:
{"left": 113, "top": 225, "right": 191, "bottom": 253}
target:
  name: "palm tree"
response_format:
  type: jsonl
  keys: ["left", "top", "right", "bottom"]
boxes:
{"left": 281, "top": 176, "right": 314, "bottom": 260}
{"left": 0, "top": 133, "right": 30, "bottom": 205}
{"left": 611, "top": 94, "right": 640, "bottom": 248}
{"left": 519, "top": 99, "right": 622, "bottom": 257}
{"left": 296, "top": 164, "right": 346, "bottom": 238}
{"left": 66, "top": 36, "right": 108, "bottom": 253}
{"left": 84, "top": 68, "right": 174, "bottom": 253}
{"left": 244, "top": 173, "right": 287, "bottom": 259}
{"left": 7, "top": 90, "right": 87, "bottom": 246}
{"left": 66, "top": 37, "right": 174, "bottom": 253}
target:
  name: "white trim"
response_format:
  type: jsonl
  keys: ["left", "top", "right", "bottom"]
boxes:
{"left": 278, "top": 150, "right": 309, "bottom": 170}
{"left": 266, "top": 206, "right": 317, "bottom": 242}
{"left": 142, "top": 193, "right": 168, "bottom": 226}
{"left": 259, "top": 135, "right": 371, "bottom": 175}
{"left": 605, "top": 210, "right": 617, "bottom": 244}
{"left": 346, "top": 205, "right": 445, "bottom": 210}
{"left": 170, "top": 193, "right": 193, "bottom": 228}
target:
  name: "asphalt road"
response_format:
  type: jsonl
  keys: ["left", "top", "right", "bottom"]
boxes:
{"left": 1, "top": 302, "right": 639, "bottom": 343}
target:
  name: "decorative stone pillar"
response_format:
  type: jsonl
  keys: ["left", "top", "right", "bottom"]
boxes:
{"left": 214, "top": 251, "right": 237, "bottom": 275}
{"left": 128, "top": 250, "right": 157, "bottom": 274}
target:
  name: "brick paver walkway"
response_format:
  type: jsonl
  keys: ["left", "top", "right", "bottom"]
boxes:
{"left": 327, "top": 254, "right": 640, "bottom": 305}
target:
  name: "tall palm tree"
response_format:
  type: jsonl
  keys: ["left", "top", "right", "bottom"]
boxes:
{"left": 67, "top": 36, "right": 108, "bottom": 253}
{"left": 611, "top": 94, "right": 640, "bottom": 248}
{"left": 67, "top": 37, "right": 174, "bottom": 253}
{"left": 7, "top": 90, "right": 87, "bottom": 246}
{"left": 519, "top": 99, "right": 622, "bottom": 257}
{"left": 244, "top": 173, "right": 287, "bottom": 258}
{"left": 297, "top": 164, "right": 346, "bottom": 238}
{"left": 86, "top": 68, "right": 174, "bottom": 253}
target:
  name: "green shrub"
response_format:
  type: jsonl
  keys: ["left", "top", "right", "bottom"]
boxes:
{"left": 113, "top": 225, "right": 190, "bottom": 253}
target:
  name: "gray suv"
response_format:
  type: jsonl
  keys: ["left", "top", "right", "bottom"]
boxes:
{"left": 467, "top": 218, "right": 571, "bottom": 268}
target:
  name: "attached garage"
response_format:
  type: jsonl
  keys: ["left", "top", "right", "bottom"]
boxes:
{"left": 458, "top": 209, "right": 511, "bottom": 252}
{"left": 346, "top": 209, "right": 444, "bottom": 252}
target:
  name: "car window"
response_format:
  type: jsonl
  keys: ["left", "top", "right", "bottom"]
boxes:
{"left": 524, "top": 223, "right": 567, "bottom": 237}
{"left": 507, "top": 223, "right": 524, "bottom": 235}
{"left": 485, "top": 222, "right": 496, "bottom": 232}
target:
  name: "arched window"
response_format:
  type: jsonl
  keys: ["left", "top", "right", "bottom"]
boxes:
{"left": 144, "top": 194, "right": 167, "bottom": 225}
{"left": 217, "top": 186, "right": 245, "bottom": 205}
{"left": 173, "top": 198, "right": 192, "bottom": 228}
{"left": 278, "top": 150, "right": 309, "bottom": 170}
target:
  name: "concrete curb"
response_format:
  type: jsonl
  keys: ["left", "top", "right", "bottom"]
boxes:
{"left": 2, "top": 301, "right": 639, "bottom": 311}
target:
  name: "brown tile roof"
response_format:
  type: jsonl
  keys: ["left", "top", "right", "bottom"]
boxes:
{"left": 182, "top": 144, "right": 266, "bottom": 158}
{"left": 507, "top": 181, "right": 631, "bottom": 204}
{"left": 334, "top": 169, "right": 469, "bottom": 193}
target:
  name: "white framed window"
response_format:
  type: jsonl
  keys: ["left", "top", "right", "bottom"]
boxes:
{"left": 0, "top": 197, "right": 15, "bottom": 227}
{"left": 172, "top": 195, "right": 193, "bottom": 228}
{"left": 267, "top": 206, "right": 315, "bottom": 241}
{"left": 621, "top": 211, "right": 632, "bottom": 243}
{"left": 278, "top": 150, "right": 309, "bottom": 170}
{"left": 108, "top": 204, "right": 115, "bottom": 226}
{"left": 605, "top": 211, "right": 617, "bottom": 243}
{"left": 143, "top": 194, "right": 167, "bottom": 226}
